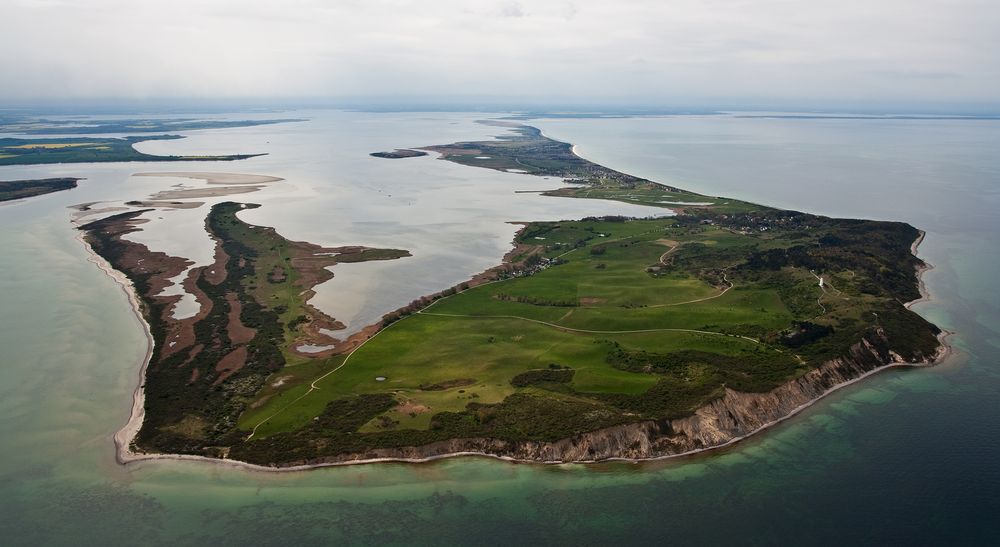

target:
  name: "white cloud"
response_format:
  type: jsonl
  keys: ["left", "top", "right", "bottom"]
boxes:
{"left": 499, "top": 1, "right": 525, "bottom": 18}
{"left": 0, "top": 0, "right": 997, "bottom": 108}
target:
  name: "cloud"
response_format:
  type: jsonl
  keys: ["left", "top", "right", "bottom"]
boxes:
{"left": 0, "top": 0, "right": 996, "bottom": 109}
{"left": 563, "top": 2, "right": 578, "bottom": 21}
{"left": 499, "top": 1, "right": 525, "bottom": 18}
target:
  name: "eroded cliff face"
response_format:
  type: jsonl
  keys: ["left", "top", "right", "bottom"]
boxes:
{"left": 281, "top": 328, "right": 944, "bottom": 467}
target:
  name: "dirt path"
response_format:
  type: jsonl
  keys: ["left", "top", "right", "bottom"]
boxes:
{"left": 656, "top": 239, "right": 680, "bottom": 265}
{"left": 647, "top": 271, "right": 734, "bottom": 309}
{"left": 811, "top": 271, "right": 829, "bottom": 315}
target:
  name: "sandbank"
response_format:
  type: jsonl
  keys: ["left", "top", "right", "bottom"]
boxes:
{"left": 134, "top": 172, "right": 284, "bottom": 185}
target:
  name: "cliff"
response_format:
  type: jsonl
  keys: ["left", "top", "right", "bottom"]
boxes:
{"left": 274, "top": 327, "right": 946, "bottom": 467}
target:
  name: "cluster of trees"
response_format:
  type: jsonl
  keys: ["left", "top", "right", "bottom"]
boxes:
{"left": 606, "top": 347, "right": 800, "bottom": 394}
{"left": 494, "top": 292, "right": 577, "bottom": 307}
{"left": 382, "top": 282, "right": 478, "bottom": 325}
{"left": 780, "top": 321, "right": 834, "bottom": 348}
{"left": 509, "top": 367, "right": 575, "bottom": 387}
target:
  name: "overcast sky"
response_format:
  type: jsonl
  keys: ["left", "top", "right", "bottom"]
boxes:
{"left": 2, "top": 0, "right": 998, "bottom": 110}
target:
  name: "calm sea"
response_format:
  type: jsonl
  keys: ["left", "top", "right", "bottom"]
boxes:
{"left": 1, "top": 111, "right": 997, "bottom": 545}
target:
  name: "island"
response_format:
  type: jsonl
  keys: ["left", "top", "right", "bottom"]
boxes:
{"left": 82, "top": 122, "right": 947, "bottom": 468}
{"left": 370, "top": 149, "right": 429, "bottom": 159}
{"left": 0, "top": 135, "right": 265, "bottom": 166}
{"left": 1, "top": 177, "right": 81, "bottom": 202}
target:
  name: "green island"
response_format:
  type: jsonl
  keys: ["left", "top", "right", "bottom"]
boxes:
{"left": 85, "top": 122, "right": 944, "bottom": 467}
{"left": 0, "top": 135, "right": 265, "bottom": 166}
{"left": 0, "top": 177, "right": 81, "bottom": 202}
{"left": 370, "top": 149, "right": 428, "bottom": 159}
{"left": 0, "top": 116, "right": 304, "bottom": 135}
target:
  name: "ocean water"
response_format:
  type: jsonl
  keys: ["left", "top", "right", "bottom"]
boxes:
{"left": 1, "top": 111, "right": 998, "bottom": 545}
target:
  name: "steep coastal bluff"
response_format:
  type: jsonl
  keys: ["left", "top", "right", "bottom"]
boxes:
{"left": 258, "top": 326, "right": 947, "bottom": 467}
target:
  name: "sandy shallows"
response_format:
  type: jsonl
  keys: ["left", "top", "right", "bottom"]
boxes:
{"left": 133, "top": 172, "right": 285, "bottom": 185}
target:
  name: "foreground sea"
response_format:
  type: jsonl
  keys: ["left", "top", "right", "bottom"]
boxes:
{"left": 1, "top": 111, "right": 998, "bottom": 545}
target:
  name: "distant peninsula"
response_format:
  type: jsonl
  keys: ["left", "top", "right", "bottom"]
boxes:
{"left": 0, "top": 177, "right": 81, "bottom": 202}
{"left": 84, "top": 122, "right": 947, "bottom": 469}
{"left": 0, "top": 135, "right": 264, "bottom": 166}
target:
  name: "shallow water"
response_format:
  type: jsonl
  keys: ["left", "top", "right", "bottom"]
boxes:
{"left": 112, "top": 112, "right": 669, "bottom": 333}
{"left": 1, "top": 111, "right": 999, "bottom": 544}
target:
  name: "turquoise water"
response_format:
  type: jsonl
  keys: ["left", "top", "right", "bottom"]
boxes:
{"left": 1, "top": 113, "right": 999, "bottom": 544}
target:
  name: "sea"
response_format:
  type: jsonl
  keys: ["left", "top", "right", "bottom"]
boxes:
{"left": 0, "top": 110, "right": 998, "bottom": 545}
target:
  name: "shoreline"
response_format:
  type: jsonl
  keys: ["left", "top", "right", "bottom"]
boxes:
{"left": 97, "top": 221, "right": 954, "bottom": 472}
{"left": 76, "top": 232, "right": 154, "bottom": 465}
{"left": 906, "top": 230, "right": 933, "bottom": 310}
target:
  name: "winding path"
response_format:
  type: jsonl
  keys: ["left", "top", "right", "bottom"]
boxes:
{"left": 647, "top": 271, "right": 734, "bottom": 309}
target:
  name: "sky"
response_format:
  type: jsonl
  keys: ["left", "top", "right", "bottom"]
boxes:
{"left": 2, "top": 0, "right": 999, "bottom": 111}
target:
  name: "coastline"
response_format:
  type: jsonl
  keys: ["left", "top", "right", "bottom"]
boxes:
{"left": 76, "top": 232, "right": 154, "bottom": 465}
{"left": 906, "top": 230, "right": 933, "bottom": 310}
{"left": 97, "top": 222, "right": 954, "bottom": 471}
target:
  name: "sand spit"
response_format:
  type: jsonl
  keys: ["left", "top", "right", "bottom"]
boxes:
{"left": 134, "top": 172, "right": 284, "bottom": 199}
{"left": 149, "top": 186, "right": 264, "bottom": 200}
{"left": 134, "top": 172, "right": 285, "bottom": 185}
